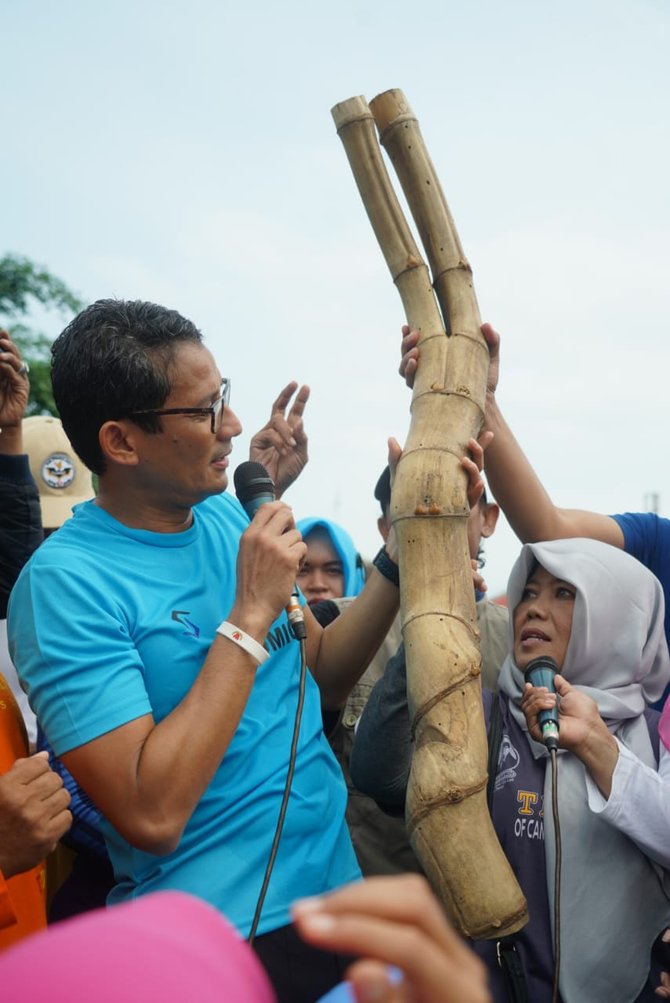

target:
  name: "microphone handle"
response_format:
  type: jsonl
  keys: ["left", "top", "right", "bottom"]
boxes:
{"left": 240, "top": 489, "right": 306, "bottom": 641}
{"left": 538, "top": 705, "right": 558, "bottom": 731}
{"left": 524, "top": 659, "right": 559, "bottom": 750}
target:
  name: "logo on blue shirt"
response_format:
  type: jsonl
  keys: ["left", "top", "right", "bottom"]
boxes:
{"left": 171, "top": 610, "right": 201, "bottom": 638}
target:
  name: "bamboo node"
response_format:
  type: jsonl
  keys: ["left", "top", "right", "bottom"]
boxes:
{"left": 410, "top": 674, "right": 481, "bottom": 737}
{"left": 432, "top": 262, "right": 473, "bottom": 283}
{"left": 404, "top": 609, "right": 478, "bottom": 638}
{"left": 392, "top": 258, "right": 427, "bottom": 283}
{"left": 406, "top": 776, "right": 488, "bottom": 832}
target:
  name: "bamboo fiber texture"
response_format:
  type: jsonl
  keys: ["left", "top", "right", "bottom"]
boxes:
{"left": 332, "top": 90, "right": 527, "bottom": 939}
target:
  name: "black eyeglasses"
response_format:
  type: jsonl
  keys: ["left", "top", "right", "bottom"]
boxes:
{"left": 126, "top": 378, "right": 231, "bottom": 434}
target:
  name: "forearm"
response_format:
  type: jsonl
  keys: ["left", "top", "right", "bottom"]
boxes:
{"left": 0, "top": 425, "right": 23, "bottom": 457}
{"left": 586, "top": 742, "right": 670, "bottom": 868}
{"left": 307, "top": 568, "right": 400, "bottom": 709}
{"left": 350, "top": 643, "right": 412, "bottom": 806}
{"left": 570, "top": 719, "right": 620, "bottom": 799}
{"left": 64, "top": 604, "right": 274, "bottom": 855}
{"left": 132, "top": 637, "right": 260, "bottom": 847}
{"left": 484, "top": 395, "right": 623, "bottom": 546}
{"left": 0, "top": 454, "right": 43, "bottom": 615}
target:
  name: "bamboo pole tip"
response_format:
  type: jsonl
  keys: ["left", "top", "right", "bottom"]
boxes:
{"left": 331, "top": 96, "right": 373, "bottom": 132}
{"left": 369, "top": 88, "right": 415, "bottom": 132}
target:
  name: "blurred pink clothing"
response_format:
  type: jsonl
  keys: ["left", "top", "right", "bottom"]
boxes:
{"left": 0, "top": 890, "right": 276, "bottom": 1001}
{"left": 660, "top": 697, "right": 670, "bottom": 754}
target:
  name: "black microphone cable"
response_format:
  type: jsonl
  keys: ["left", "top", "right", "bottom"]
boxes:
{"left": 247, "top": 634, "right": 307, "bottom": 944}
{"left": 549, "top": 745, "right": 562, "bottom": 1003}
{"left": 233, "top": 462, "right": 308, "bottom": 944}
{"left": 524, "top": 657, "right": 562, "bottom": 1003}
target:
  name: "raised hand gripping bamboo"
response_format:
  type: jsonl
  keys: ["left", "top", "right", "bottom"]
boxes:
{"left": 332, "top": 91, "right": 527, "bottom": 939}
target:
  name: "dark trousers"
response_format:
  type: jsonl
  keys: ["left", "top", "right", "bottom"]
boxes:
{"left": 49, "top": 851, "right": 115, "bottom": 923}
{"left": 252, "top": 921, "right": 354, "bottom": 1003}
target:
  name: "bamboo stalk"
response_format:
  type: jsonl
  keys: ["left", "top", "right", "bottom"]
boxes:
{"left": 332, "top": 92, "right": 527, "bottom": 939}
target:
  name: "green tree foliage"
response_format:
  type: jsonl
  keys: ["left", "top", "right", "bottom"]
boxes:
{"left": 0, "top": 253, "right": 83, "bottom": 416}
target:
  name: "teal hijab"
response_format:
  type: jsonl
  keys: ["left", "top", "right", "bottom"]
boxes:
{"left": 296, "top": 517, "right": 366, "bottom": 597}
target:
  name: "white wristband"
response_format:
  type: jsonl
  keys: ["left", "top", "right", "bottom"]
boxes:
{"left": 216, "top": 621, "right": 269, "bottom": 666}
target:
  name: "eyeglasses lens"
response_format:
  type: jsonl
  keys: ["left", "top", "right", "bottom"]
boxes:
{"left": 213, "top": 380, "right": 230, "bottom": 433}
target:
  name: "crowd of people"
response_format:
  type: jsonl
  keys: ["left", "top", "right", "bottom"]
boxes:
{"left": 0, "top": 302, "right": 669, "bottom": 1003}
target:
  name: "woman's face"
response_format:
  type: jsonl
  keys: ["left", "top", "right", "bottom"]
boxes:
{"left": 512, "top": 564, "right": 576, "bottom": 671}
{"left": 296, "top": 531, "right": 345, "bottom": 604}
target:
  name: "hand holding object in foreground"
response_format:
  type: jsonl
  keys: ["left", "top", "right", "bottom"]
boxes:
{"left": 292, "top": 875, "right": 492, "bottom": 1003}
{"left": 0, "top": 752, "right": 72, "bottom": 878}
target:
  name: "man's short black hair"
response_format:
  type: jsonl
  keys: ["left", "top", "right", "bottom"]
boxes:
{"left": 374, "top": 466, "right": 391, "bottom": 517}
{"left": 51, "top": 299, "right": 203, "bottom": 474}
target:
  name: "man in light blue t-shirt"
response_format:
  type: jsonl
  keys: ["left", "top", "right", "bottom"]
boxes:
{"left": 9, "top": 299, "right": 401, "bottom": 1003}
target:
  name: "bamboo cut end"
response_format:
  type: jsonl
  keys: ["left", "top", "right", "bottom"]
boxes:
{"left": 331, "top": 95, "right": 373, "bottom": 133}
{"left": 466, "top": 903, "right": 530, "bottom": 941}
{"left": 369, "top": 88, "right": 415, "bottom": 134}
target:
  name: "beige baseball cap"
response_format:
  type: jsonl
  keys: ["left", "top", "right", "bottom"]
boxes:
{"left": 22, "top": 415, "right": 94, "bottom": 529}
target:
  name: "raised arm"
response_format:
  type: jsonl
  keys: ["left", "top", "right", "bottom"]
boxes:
{"left": 304, "top": 563, "right": 400, "bottom": 710}
{"left": 480, "top": 324, "right": 624, "bottom": 547}
{"left": 401, "top": 323, "right": 625, "bottom": 548}
{"left": 0, "top": 330, "right": 42, "bottom": 614}
{"left": 304, "top": 439, "right": 401, "bottom": 709}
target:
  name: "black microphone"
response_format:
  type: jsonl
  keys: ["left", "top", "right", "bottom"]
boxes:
{"left": 234, "top": 461, "right": 306, "bottom": 641}
{"left": 524, "top": 656, "right": 560, "bottom": 750}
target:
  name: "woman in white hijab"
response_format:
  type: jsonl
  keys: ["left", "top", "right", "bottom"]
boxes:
{"left": 496, "top": 537, "right": 670, "bottom": 1003}
{"left": 352, "top": 537, "right": 670, "bottom": 1003}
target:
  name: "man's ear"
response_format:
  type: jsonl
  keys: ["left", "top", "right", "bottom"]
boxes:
{"left": 377, "top": 515, "right": 390, "bottom": 543}
{"left": 480, "top": 502, "right": 500, "bottom": 539}
{"left": 98, "top": 420, "right": 141, "bottom": 468}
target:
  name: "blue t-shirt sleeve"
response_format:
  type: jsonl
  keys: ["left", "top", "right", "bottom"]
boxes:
{"left": 9, "top": 557, "right": 152, "bottom": 756}
{"left": 612, "top": 512, "right": 670, "bottom": 710}
{"left": 611, "top": 512, "right": 670, "bottom": 586}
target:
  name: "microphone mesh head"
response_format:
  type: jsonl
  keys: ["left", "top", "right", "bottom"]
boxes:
{"left": 234, "top": 461, "right": 275, "bottom": 507}
{"left": 523, "top": 655, "right": 559, "bottom": 685}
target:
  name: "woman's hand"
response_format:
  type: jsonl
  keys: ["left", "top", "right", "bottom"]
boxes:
{"left": 461, "top": 434, "right": 494, "bottom": 513}
{"left": 399, "top": 325, "right": 419, "bottom": 388}
{"left": 384, "top": 437, "right": 403, "bottom": 563}
{"left": 522, "top": 675, "right": 619, "bottom": 796}
{"left": 399, "top": 322, "right": 502, "bottom": 401}
{"left": 0, "top": 330, "right": 30, "bottom": 447}
{"left": 655, "top": 929, "right": 670, "bottom": 998}
{"left": 522, "top": 674, "right": 603, "bottom": 750}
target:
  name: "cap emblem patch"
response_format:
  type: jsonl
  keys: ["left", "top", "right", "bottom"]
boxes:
{"left": 41, "top": 453, "right": 76, "bottom": 490}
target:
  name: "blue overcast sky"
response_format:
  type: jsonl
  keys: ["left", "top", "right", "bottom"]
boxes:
{"left": 3, "top": 0, "right": 669, "bottom": 593}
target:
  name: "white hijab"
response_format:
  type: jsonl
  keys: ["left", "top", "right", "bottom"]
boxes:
{"left": 498, "top": 538, "right": 670, "bottom": 1003}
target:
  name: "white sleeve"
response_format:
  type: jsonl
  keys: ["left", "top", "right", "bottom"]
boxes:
{"left": 585, "top": 740, "right": 670, "bottom": 869}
